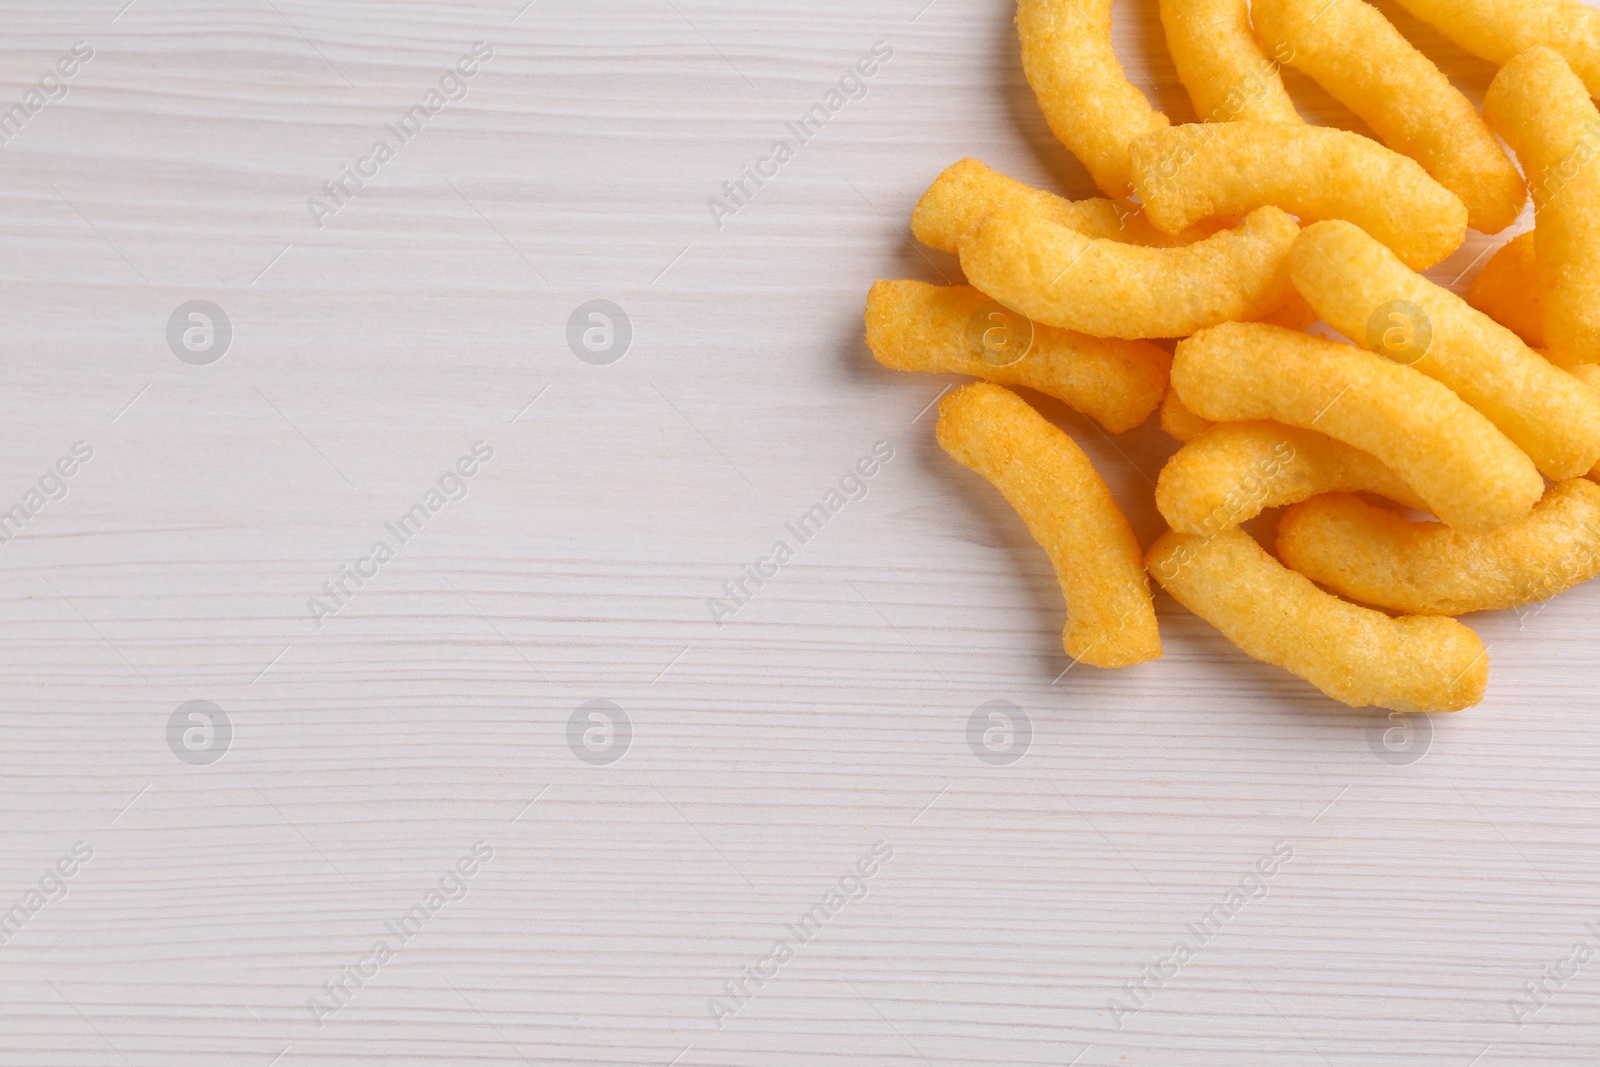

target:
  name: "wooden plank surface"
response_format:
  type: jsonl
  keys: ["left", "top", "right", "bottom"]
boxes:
{"left": 0, "top": 0, "right": 1597, "bottom": 1063}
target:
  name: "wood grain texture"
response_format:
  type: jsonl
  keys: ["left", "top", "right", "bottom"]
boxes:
{"left": 0, "top": 0, "right": 1596, "bottom": 1064}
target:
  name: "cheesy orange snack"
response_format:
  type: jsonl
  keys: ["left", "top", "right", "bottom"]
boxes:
{"left": 1570, "top": 362, "right": 1600, "bottom": 392}
{"left": 1159, "top": 388, "right": 1217, "bottom": 442}
{"left": 1551, "top": 362, "right": 1600, "bottom": 481}
{"left": 1017, "top": 0, "right": 1169, "bottom": 196}
{"left": 1257, "top": 290, "right": 1318, "bottom": 332}
{"left": 937, "top": 383, "right": 1161, "bottom": 667}
{"left": 1158, "top": 0, "right": 1301, "bottom": 124}
{"left": 1292, "top": 220, "right": 1600, "bottom": 480}
{"left": 1130, "top": 121, "right": 1467, "bottom": 270}
{"left": 960, "top": 204, "right": 1300, "bottom": 339}
{"left": 1156, "top": 422, "right": 1425, "bottom": 535}
{"left": 1278, "top": 481, "right": 1600, "bottom": 616}
{"left": 918, "top": 159, "right": 1312, "bottom": 330}
{"left": 1467, "top": 231, "right": 1545, "bottom": 350}
{"left": 864, "top": 280, "right": 1170, "bottom": 433}
{"left": 1390, "top": 0, "right": 1600, "bottom": 101}
{"left": 1172, "top": 322, "right": 1543, "bottom": 531}
{"left": 1148, "top": 528, "right": 1487, "bottom": 711}
{"left": 1252, "top": 0, "right": 1527, "bottom": 233}
{"left": 911, "top": 158, "right": 1193, "bottom": 254}
{"left": 1485, "top": 48, "right": 1600, "bottom": 366}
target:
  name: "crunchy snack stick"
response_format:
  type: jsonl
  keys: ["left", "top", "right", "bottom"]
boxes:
{"left": 1485, "top": 48, "right": 1600, "bottom": 366}
{"left": 1130, "top": 121, "right": 1467, "bottom": 269}
{"left": 1292, "top": 220, "right": 1600, "bottom": 480}
{"left": 1158, "top": 0, "right": 1301, "bottom": 124}
{"left": 1467, "top": 231, "right": 1545, "bottom": 350}
{"left": 865, "top": 280, "right": 1170, "bottom": 433}
{"left": 937, "top": 383, "right": 1162, "bottom": 667}
{"left": 1160, "top": 387, "right": 1217, "bottom": 442}
{"left": 1172, "top": 322, "right": 1543, "bottom": 531}
{"left": 1017, "top": 0, "right": 1170, "bottom": 196}
{"left": 911, "top": 158, "right": 1192, "bottom": 254}
{"left": 1390, "top": 0, "right": 1600, "bottom": 101}
{"left": 1278, "top": 481, "right": 1600, "bottom": 615}
{"left": 1256, "top": 290, "right": 1318, "bottom": 331}
{"left": 1156, "top": 422, "right": 1425, "bottom": 536}
{"left": 960, "top": 204, "right": 1300, "bottom": 339}
{"left": 1148, "top": 528, "right": 1487, "bottom": 711}
{"left": 1253, "top": 0, "right": 1527, "bottom": 233}
{"left": 1569, "top": 362, "right": 1600, "bottom": 393}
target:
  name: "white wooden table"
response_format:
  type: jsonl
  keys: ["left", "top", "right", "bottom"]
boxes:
{"left": 1, "top": 1, "right": 1596, "bottom": 1063}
